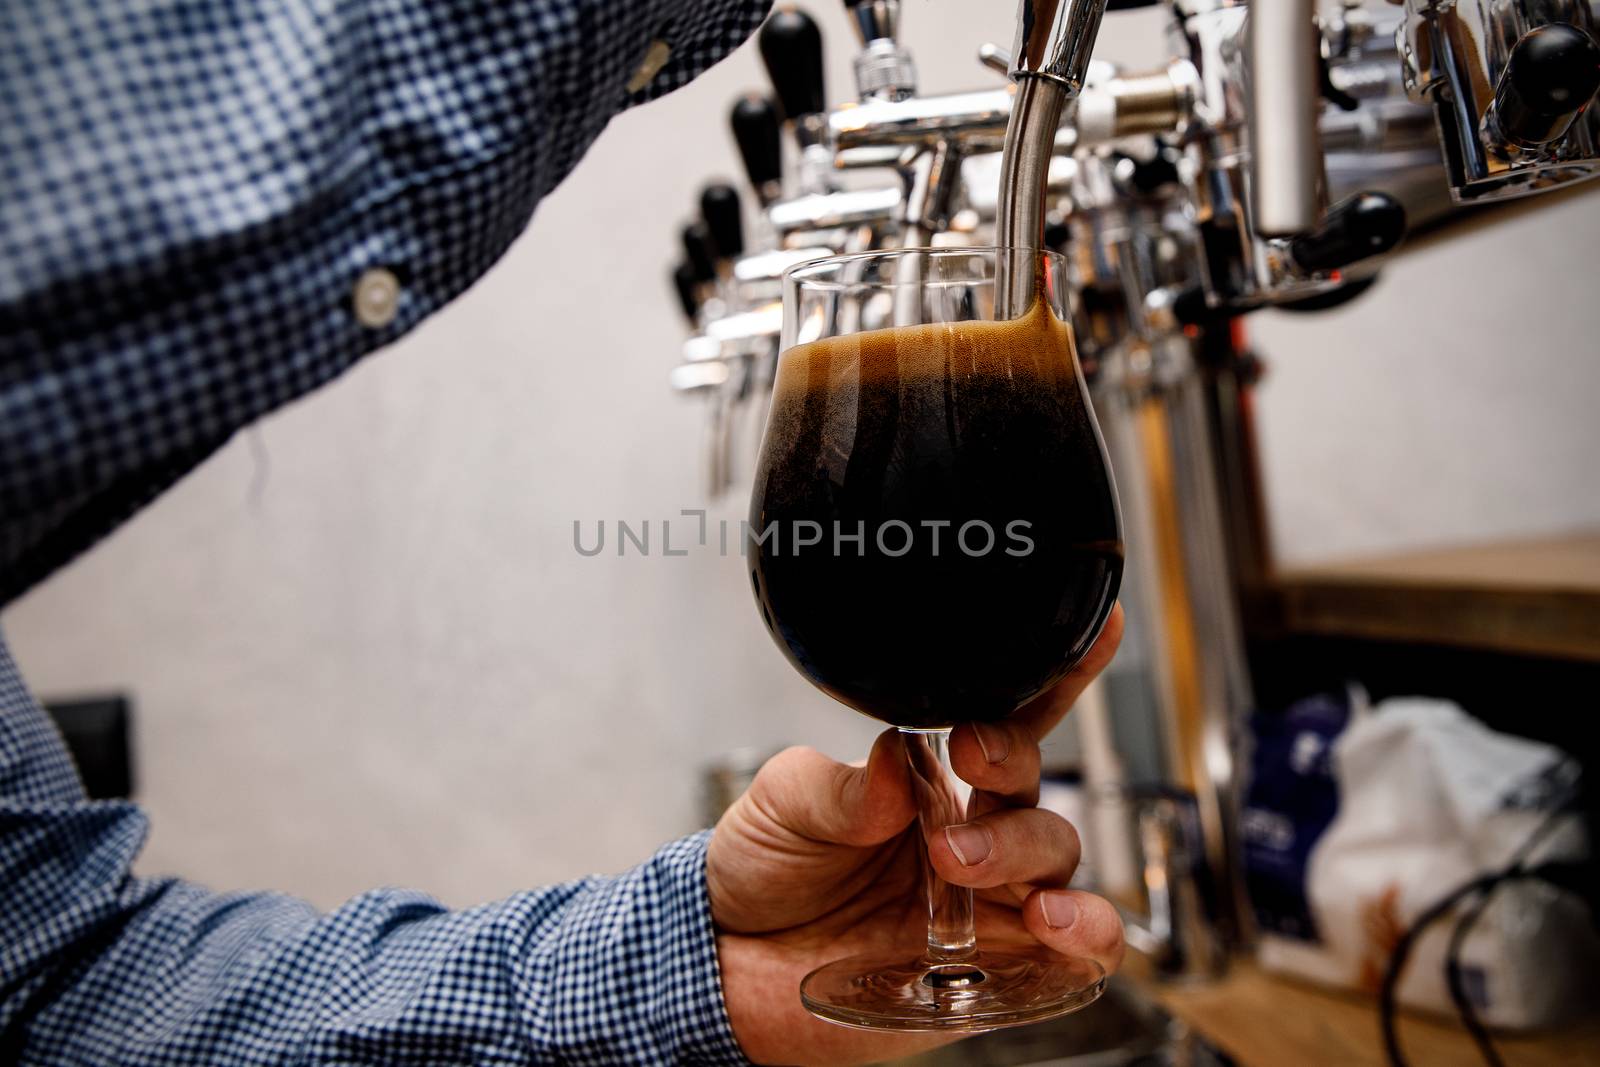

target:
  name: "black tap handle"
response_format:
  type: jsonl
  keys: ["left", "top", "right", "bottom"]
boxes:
{"left": 1043, "top": 218, "right": 1070, "bottom": 252}
{"left": 1171, "top": 285, "right": 1217, "bottom": 328}
{"left": 1276, "top": 274, "right": 1380, "bottom": 313}
{"left": 1494, "top": 23, "right": 1600, "bottom": 147}
{"left": 671, "top": 262, "right": 699, "bottom": 322}
{"left": 1136, "top": 155, "right": 1181, "bottom": 193}
{"left": 681, "top": 222, "right": 718, "bottom": 283}
{"left": 700, "top": 183, "right": 745, "bottom": 260}
{"left": 759, "top": 6, "right": 826, "bottom": 121}
{"left": 730, "top": 94, "right": 783, "bottom": 192}
{"left": 1289, "top": 192, "right": 1407, "bottom": 273}
{"left": 1119, "top": 146, "right": 1182, "bottom": 195}
{"left": 1106, "top": 0, "right": 1160, "bottom": 8}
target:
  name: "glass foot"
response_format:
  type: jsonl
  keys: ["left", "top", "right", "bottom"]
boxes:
{"left": 800, "top": 948, "right": 1105, "bottom": 1033}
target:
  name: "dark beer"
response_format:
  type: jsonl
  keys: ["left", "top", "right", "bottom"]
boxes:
{"left": 749, "top": 302, "right": 1123, "bottom": 729}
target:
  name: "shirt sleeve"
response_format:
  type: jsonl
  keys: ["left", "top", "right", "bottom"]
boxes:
{"left": 0, "top": 0, "right": 771, "bottom": 604}
{"left": 0, "top": 634, "right": 750, "bottom": 1065}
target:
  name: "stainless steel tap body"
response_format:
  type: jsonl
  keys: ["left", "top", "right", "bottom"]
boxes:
{"left": 1175, "top": 0, "right": 1342, "bottom": 307}
{"left": 1399, "top": 0, "right": 1600, "bottom": 201}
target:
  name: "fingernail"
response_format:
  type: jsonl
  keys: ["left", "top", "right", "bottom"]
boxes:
{"left": 973, "top": 722, "right": 1010, "bottom": 765}
{"left": 944, "top": 823, "right": 993, "bottom": 867}
{"left": 1042, "top": 892, "right": 1078, "bottom": 930}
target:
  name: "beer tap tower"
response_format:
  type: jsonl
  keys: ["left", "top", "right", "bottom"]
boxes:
{"left": 669, "top": 0, "right": 1600, "bottom": 982}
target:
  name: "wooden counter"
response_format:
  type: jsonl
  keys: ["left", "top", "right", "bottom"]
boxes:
{"left": 1266, "top": 532, "right": 1600, "bottom": 661}
{"left": 1129, "top": 960, "right": 1600, "bottom": 1067}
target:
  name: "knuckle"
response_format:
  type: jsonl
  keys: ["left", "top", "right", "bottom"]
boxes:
{"left": 1034, "top": 811, "right": 1081, "bottom": 880}
{"left": 761, "top": 744, "right": 821, "bottom": 778}
{"left": 986, "top": 720, "right": 1027, "bottom": 765}
{"left": 985, "top": 809, "right": 1071, "bottom": 875}
{"left": 1005, "top": 724, "right": 1040, "bottom": 766}
{"left": 1083, "top": 895, "right": 1126, "bottom": 954}
{"left": 749, "top": 746, "right": 831, "bottom": 814}
{"left": 1053, "top": 811, "right": 1082, "bottom": 858}
{"left": 986, "top": 756, "right": 1042, "bottom": 801}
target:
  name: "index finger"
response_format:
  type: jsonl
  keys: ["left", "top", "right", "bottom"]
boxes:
{"left": 949, "top": 601, "right": 1124, "bottom": 807}
{"left": 1013, "top": 602, "right": 1124, "bottom": 741}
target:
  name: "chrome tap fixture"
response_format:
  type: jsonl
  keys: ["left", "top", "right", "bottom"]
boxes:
{"left": 676, "top": 0, "right": 1597, "bottom": 376}
{"left": 1248, "top": 0, "right": 1328, "bottom": 237}
{"left": 845, "top": 0, "right": 917, "bottom": 100}
{"left": 1009, "top": 0, "right": 1110, "bottom": 92}
{"left": 662, "top": 0, "right": 1600, "bottom": 983}
{"left": 1398, "top": 0, "right": 1600, "bottom": 202}
{"left": 1320, "top": 7, "right": 1455, "bottom": 230}
{"left": 1172, "top": 0, "right": 1410, "bottom": 309}
{"left": 995, "top": 0, "right": 1112, "bottom": 314}
{"left": 664, "top": 0, "right": 1451, "bottom": 489}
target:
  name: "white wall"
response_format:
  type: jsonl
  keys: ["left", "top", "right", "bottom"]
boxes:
{"left": 4, "top": 4, "right": 1598, "bottom": 911}
{"left": 1249, "top": 197, "right": 1600, "bottom": 565}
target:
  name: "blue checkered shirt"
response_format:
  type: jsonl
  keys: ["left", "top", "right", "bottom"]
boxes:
{"left": 1, "top": 0, "right": 769, "bottom": 1062}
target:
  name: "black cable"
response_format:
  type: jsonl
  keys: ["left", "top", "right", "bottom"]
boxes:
{"left": 1444, "top": 886, "right": 1507, "bottom": 1067}
{"left": 1444, "top": 806, "right": 1577, "bottom": 1067}
{"left": 1379, "top": 873, "right": 1496, "bottom": 1067}
{"left": 1501, "top": 800, "right": 1577, "bottom": 878}
{"left": 1380, "top": 802, "right": 1577, "bottom": 1067}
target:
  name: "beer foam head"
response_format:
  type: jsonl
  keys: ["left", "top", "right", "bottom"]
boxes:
{"left": 774, "top": 300, "right": 1077, "bottom": 395}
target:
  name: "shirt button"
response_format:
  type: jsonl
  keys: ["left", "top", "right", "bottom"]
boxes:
{"left": 353, "top": 268, "right": 401, "bottom": 328}
{"left": 626, "top": 39, "right": 673, "bottom": 93}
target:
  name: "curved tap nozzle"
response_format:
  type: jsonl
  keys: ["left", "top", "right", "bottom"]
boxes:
{"left": 1009, "top": 0, "right": 1109, "bottom": 94}
{"left": 996, "top": 0, "right": 1111, "bottom": 313}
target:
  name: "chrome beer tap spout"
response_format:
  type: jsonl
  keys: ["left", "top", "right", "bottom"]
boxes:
{"left": 996, "top": 0, "right": 1113, "bottom": 317}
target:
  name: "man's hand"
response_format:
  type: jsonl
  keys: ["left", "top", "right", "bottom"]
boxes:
{"left": 708, "top": 605, "right": 1126, "bottom": 1066}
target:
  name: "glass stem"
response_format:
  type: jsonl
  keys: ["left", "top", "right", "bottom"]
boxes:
{"left": 900, "top": 727, "right": 978, "bottom": 963}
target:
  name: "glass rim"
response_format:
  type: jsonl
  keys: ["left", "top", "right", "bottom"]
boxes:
{"left": 783, "top": 245, "right": 1067, "bottom": 291}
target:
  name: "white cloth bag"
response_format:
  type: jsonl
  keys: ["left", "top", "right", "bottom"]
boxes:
{"left": 1257, "top": 698, "right": 1597, "bottom": 1028}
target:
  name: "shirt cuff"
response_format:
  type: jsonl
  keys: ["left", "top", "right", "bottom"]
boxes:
{"left": 650, "top": 830, "right": 751, "bottom": 1065}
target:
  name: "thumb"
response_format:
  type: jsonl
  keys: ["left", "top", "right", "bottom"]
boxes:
{"left": 750, "top": 730, "right": 915, "bottom": 848}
